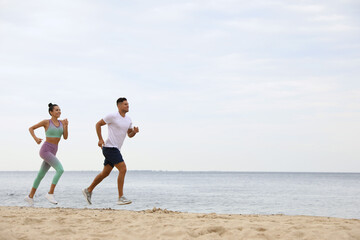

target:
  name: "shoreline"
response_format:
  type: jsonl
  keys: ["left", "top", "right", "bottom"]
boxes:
{"left": 1, "top": 206, "right": 359, "bottom": 240}
{"left": 1, "top": 205, "right": 359, "bottom": 220}
{"left": 1, "top": 170, "right": 360, "bottom": 173}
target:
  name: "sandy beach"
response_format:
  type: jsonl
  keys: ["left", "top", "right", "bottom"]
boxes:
{"left": 0, "top": 207, "right": 359, "bottom": 240}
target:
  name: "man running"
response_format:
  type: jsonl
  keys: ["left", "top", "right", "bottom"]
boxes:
{"left": 82, "top": 97, "right": 139, "bottom": 205}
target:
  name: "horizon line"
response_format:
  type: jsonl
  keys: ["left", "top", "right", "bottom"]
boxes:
{"left": 0, "top": 170, "right": 359, "bottom": 174}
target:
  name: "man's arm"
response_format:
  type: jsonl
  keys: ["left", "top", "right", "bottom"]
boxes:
{"left": 127, "top": 127, "right": 139, "bottom": 138}
{"left": 96, "top": 119, "right": 107, "bottom": 148}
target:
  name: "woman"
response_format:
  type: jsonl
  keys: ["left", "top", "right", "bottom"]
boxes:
{"left": 24, "top": 103, "right": 68, "bottom": 206}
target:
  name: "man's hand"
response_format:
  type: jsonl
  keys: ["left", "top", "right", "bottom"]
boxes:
{"left": 128, "top": 127, "right": 139, "bottom": 138}
{"left": 98, "top": 139, "right": 104, "bottom": 148}
{"left": 133, "top": 127, "right": 139, "bottom": 133}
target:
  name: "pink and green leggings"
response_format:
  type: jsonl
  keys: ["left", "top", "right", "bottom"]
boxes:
{"left": 32, "top": 142, "right": 64, "bottom": 189}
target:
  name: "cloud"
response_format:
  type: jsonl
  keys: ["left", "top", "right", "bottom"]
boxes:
{"left": 285, "top": 4, "right": 325, "bottom": 13}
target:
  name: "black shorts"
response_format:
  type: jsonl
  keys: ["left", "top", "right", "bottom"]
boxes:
{"left": 102, "top": 147, "right": 124, "bottom": 167}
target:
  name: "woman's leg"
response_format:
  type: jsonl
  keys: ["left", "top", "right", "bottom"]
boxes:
{"left": 45, "top": 155, "right": 64, "bottom": 194}
{"left": 30, "top": 161, "right": 51, "bottom": 198}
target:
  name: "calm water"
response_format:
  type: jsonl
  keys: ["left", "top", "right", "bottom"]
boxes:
{"left": 0, "top": 171, "right": 359, "bottom": 219}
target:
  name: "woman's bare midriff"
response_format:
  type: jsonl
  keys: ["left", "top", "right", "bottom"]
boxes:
{"left": 46, "top": 137, "right": 61, "bottom": 145}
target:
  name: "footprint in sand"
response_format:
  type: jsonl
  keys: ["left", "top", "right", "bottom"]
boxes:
{"left": 23, "top": 217, "right": 44, "bottom": 224}
{"left": 189, "top": 226, "right": 227, "bottom": 237}
{"left": 256, "top": 227, "right": 267, "bottom": 232}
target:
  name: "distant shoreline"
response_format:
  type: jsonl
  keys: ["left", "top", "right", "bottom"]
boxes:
{"left": 1, "top": 170, "right": 359, "bottom": 174}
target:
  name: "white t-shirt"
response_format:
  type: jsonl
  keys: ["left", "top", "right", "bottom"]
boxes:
{"left": 103, "top": 112, "right": 133, "bottom": 150}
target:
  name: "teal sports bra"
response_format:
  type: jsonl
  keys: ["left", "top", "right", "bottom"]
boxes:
{"left": 46, "top": 120, "right": 63, "bottom": 138}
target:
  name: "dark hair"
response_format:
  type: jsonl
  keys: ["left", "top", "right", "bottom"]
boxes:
{"left": 116, "top": 97, "right": 127, "bottom": 105}
{"left": 48, "top": 103, "right": 58, "bottom": 115}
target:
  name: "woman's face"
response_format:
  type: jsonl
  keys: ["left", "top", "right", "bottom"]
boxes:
{"left": 50, "top": 106, "right": 61, "bottom": 118}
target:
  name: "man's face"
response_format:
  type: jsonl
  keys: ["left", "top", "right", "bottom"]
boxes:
{"left": 118, "top": 100, "right": 129, "bottom": 112}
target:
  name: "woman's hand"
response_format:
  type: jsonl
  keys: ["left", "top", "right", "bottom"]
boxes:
{"left": 35, "top": 137, "right": 43, "bottom": 145}
{"left": 62, "top": 119, "right": 69, "bottom": 140}
{"left": 63, "top": 118, "right": 69, "bottom": 127}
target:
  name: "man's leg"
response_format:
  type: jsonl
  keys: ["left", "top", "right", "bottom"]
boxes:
{"left": 87, "top": 164, "right": 113, "bottom": 193}
{"left": 114, "top": 162, "right": 127, "bottom": 198}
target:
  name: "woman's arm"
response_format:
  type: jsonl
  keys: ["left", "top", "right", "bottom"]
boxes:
{"left": 62, "top": 119, "right": 69, "bottom": 140}
{"left": 29, "top": 120, "right": 47, "bottom": 144}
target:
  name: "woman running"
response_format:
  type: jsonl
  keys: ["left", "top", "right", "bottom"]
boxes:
{"left": 24, "top": 103, "right": 68, "bottom": 206}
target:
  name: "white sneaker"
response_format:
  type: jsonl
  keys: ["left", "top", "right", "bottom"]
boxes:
{"left": 45, "top": 193, "right": 58, "bottom": 204}
{"left": 82, "top": 188, "right": 92, "bottom": 205}
{"left": 24, "top": 196, "right": 34, "bottom": 206}
{"left": 117, "top": 196, "right": 132, "bottom": 205}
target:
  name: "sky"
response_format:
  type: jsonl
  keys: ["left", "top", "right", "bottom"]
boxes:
{"left": 0, "top": 0, "right": 359, "bottom": 172}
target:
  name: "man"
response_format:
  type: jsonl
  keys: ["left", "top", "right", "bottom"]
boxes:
{"left": 82, "top": 97, "right": 139, "bottom": 205}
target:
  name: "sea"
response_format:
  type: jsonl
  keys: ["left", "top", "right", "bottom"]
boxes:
{"left": 0, "top": 171, "right": 359, "bottom": 219}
